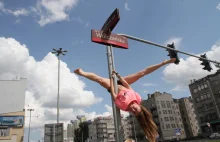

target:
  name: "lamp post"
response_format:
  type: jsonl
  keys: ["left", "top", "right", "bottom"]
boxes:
{"left": 27, "top": 109, "right": 34, "bottom": 142}
{"left": 51, "top": 48, "right": 67, "bottom": 123}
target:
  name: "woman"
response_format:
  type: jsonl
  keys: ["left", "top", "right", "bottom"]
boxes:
{"left": 74, "top": 58, "right": 176, "bottom": 142}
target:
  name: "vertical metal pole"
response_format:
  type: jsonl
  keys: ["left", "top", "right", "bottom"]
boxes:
{"left": 57, "top": 56, "right": 60, "bottom": 124}
{"left": 206, "top": 79, "right": 220, "bottom": 118}
{"left": 131, "top": 114, "right": 137, "bottom": 142}
{"left": 53, "top": 124, "right": 55, "bottom": 142}
{"left": 106, "top": 45, "right": 123, "bottom": 142}
{"left": 28, "top": 110, "right": 32, "bottom": 142}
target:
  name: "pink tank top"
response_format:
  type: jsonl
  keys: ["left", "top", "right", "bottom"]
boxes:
{"left": 114, "top": 88, "right": 142, "bottom": 111}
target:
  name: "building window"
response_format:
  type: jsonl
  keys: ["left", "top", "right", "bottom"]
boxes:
{"left": 193, "top": 88, "right": 198, "bottom": 93}
{"left": 161, "top": 118, "right": 163, "bottom": 121}
{"left": 0, "top": 128, "right": 10, "bottom": 137}
{"left": 164, "top": 117, "right": 169, "bottom": 121}
{"left": 162, "top": 125, "right": 165, "bottom": 129}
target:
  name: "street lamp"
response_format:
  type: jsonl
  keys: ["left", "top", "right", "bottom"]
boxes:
{"left": 27, "top": 109, "right": 34, "bottom": 142}
{"left": 51, "top": 48, "right": 67, "bottom": 123}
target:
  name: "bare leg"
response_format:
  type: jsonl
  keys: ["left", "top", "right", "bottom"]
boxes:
{"left": 123, "top": 58, "right": 176, "bottom": 84}
{"left": 74, "top": 68, "right": 110, "bottom": 89}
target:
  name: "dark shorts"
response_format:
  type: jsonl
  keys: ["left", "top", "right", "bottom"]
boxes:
{"left": 107, "top": 80, "right": 123, "bottom": 93}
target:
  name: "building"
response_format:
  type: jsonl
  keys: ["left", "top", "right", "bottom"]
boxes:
{"left": 44, "top": 123, "right": 64, "bottom": 142}
{"left": 67, "top": 120, "right": 80, "bottom": 139}
{"left": 189, "top": 69, "right": 220, "bottom": 137}
{"left": 143, "top": 92, "right": 186, "bottom": 141}
{"left": 174, "top": 97, "right": 200, "bottom": 138}
{"left": 67, "top": 124, "right": 74, "bottom": 138}
{"left": 0, "top": 78, "right": 27, "bottom": 142}
{"left": 88, "top": 116, "right": 115, "bottom": 142}
{"left": 88, "top": 115, "right": 135, "bottom": 142}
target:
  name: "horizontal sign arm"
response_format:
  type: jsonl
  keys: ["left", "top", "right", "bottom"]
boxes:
{"left": 118, "top": 33, "right": 220, "bottom": 65}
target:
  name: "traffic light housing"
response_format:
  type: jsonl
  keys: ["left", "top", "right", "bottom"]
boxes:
{"left": 199, "top": 54, "right": 213, "bottom": 72}
{"left": 167, "top": 43, "right": 180, "bottom": 64}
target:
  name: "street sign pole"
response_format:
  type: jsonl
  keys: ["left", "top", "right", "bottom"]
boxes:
{"left": 91, "top": 8, "right": 127, "bottom": 142}
{"left": 106, "top": 45, "right": 123, "bottom": 142}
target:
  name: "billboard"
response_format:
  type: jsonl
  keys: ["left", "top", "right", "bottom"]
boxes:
{"left": 0, "top": 116, "right": 24, "bottom": 127}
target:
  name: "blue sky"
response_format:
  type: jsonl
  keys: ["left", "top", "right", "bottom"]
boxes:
{"left": 1, "top": 0, "right": 220, "bottom": 142}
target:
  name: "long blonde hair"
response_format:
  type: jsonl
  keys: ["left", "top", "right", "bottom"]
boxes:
{"left": 135, "top": 105, "right": 158, "bottom": 142}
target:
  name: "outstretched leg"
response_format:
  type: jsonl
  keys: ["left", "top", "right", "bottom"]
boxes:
{"left": 123, "top": 58, "right": 176, "bottom": 84}
{"left": 74, "top": 68, "right": 110, "bottom": 89}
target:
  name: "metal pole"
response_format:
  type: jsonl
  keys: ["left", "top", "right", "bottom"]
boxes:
{"left": 118, "top": 34, "right": 220, "bottom": 65}
{"left": 57, "top": 55, "right": 60, "bottom": 124}
{"left": 206, "top": 79, "right": 220, "bottom": 118}
{"left": 131, "top": 114, "right": 137, "bottom": 142}
{"left": 53, "top": 124, "right": 55, "bottom": 142}
{"left": 28, "top": 109, "right": 33, "bottom": 142}
{"left": 106, "top": 45, "right": 123, "bottom": 142}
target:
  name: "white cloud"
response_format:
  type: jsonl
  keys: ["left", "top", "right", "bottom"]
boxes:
{"left": 32, "top": 0, "right": 79, "bottom": 27}
{"left": 217, "top": 3, "right": 220, "bottom": 10}
{"left": 143, "top": 83, "right": 158, "bottom": 87}
{"left": 164, "top": 37, "right": 183, "bottom": 49}
{"left": 0, "top": 1, "right": 29, "bottom": 17}
{"left": 0, "top": 37, "right": 104, "bottom": 130}
{"left": 104, "top": 104, "right": 130, "bottom": 118}
{"left": 162, "top": 43, "right": 220, "bottom": 92}
{"left": 7, "top": 8, "right": 29, "bottom": 17}
{"left": 124, "top": 2, "right": 131, "bottom": 11}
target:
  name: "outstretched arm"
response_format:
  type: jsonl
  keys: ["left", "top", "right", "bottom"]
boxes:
{"left": 123, "top": 58, "right": 176, "bottom": 85}
{"left": 113, "top": 71, "right": 132, "bottom": 90}
{"left": 110, "top": 75, "right": 117, "bottom": 100}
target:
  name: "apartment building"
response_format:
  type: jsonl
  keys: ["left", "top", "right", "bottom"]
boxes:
{"left": 174, "top": 97, "right": 200, "bottom": 138}
{"left": 88, "top": 116, "right": 116, "bottom": 142}
{"left": 88, "top": 115, "right": 137, "bottom": 142}
{"left": 189, "top": 69, "right": 220, "bottom": 136}
{"left": 142, "top": 92, "right": 186, "bottom": 141}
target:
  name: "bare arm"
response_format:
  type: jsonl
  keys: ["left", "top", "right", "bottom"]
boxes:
{"left": 110, "top": 75, "right": 117, "bottom": 100}
{"left": 114, "top": 71, "right": 132, "bottom": 90}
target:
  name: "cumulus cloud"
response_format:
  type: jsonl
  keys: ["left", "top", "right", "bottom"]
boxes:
{"left": 0, "top": 37, "right": 106, "bottom": 131}
{"left": 0, "top": 0, "right": 89, "bottom": 27}
{"left": 32, "top": 0, "right": 78, "bottom": 26}
{"left": 124, "top": 2, "right": 131, "bottom": 11}
{"left": 162, "top": 43, "right": 220, "bottom": 92}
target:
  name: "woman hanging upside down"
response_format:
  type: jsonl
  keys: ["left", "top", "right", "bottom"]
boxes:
{"left": 74, "top": 58, "right": 176, "bottom": 142}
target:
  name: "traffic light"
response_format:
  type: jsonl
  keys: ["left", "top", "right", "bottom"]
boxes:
{"left": 199, "top": 54, "right": 213, "bottom": 72}
{"left": 167, "top": 43, "right": 180, "bottom": 64}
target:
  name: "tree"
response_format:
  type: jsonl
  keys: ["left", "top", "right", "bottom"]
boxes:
{"left": 74, "top": 121, "right": 89, "bottom": 142}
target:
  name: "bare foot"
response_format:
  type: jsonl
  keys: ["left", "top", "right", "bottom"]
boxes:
{"left": 74, "top": 68, "right": 83, "bottom": 76}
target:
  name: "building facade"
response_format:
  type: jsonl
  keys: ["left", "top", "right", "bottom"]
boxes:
{"left": 142, "top": 92, "right": 186, "bottom": 141}
{"left": 189, "top": 69, "right": 220, "bottom": 137}
{"left": 88, "top": 115, "right": 137, "bottom": 142}
{"left": 0, "top": 78, "right": 27, "bottom": 142}
{"left": 174, "top": 97, "right": 200, "bottom": 138}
